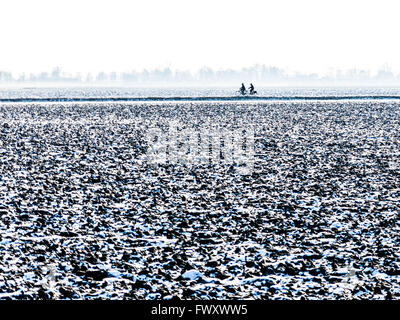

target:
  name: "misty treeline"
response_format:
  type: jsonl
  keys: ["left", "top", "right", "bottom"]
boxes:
{"left": 0, "top": 65, "right": 399, "bottom": 85}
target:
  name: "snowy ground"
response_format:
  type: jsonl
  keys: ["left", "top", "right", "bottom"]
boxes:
{"left": 0, "top": 100, "right": 399, "bottom": 299}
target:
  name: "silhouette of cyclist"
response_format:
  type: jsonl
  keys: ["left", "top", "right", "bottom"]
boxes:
{"left": 239, "top": 83, "right": 246, "bottom": 95}
{"left": 249, "top": 83, "right": 255, "bottom": 94}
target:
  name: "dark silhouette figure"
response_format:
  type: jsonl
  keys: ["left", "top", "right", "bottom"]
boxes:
{"left": 239, "top": 83, "right": 247, "bottom": 95}
{"left": 249, "top": 83, "right": 257, "bottom": 95}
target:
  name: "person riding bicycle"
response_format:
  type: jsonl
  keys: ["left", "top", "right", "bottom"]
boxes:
{"left": 239, "top": 83, "right": 246, "bottom": 95}
{"left": 249, "top": 83, "right": 255, "bottom": 95}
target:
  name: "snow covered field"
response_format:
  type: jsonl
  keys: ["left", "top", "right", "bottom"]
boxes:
{"left": 0, "top": 92, "right": 400, "bottom": 299}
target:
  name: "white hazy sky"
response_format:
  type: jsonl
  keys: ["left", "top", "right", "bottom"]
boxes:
{"left": 1, "top": 0, "right": 400, "bottom": 75}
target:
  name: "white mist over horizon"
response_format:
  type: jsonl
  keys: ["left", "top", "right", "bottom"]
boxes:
{"left": 1, "top": 0, "right": 400, "bottom": 79}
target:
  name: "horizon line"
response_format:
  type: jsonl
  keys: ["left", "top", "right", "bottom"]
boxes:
{"left": 1, "top": 95, "right": 400, "bottom": 104}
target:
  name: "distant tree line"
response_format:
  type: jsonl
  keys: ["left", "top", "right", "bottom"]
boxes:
{"left": 1, "top": 65, "right": 399, "bottom": 85}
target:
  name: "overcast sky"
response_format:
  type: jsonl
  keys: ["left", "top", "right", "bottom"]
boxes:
{"left": 1, "top": 0, "right": 400, "bottom": 75}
